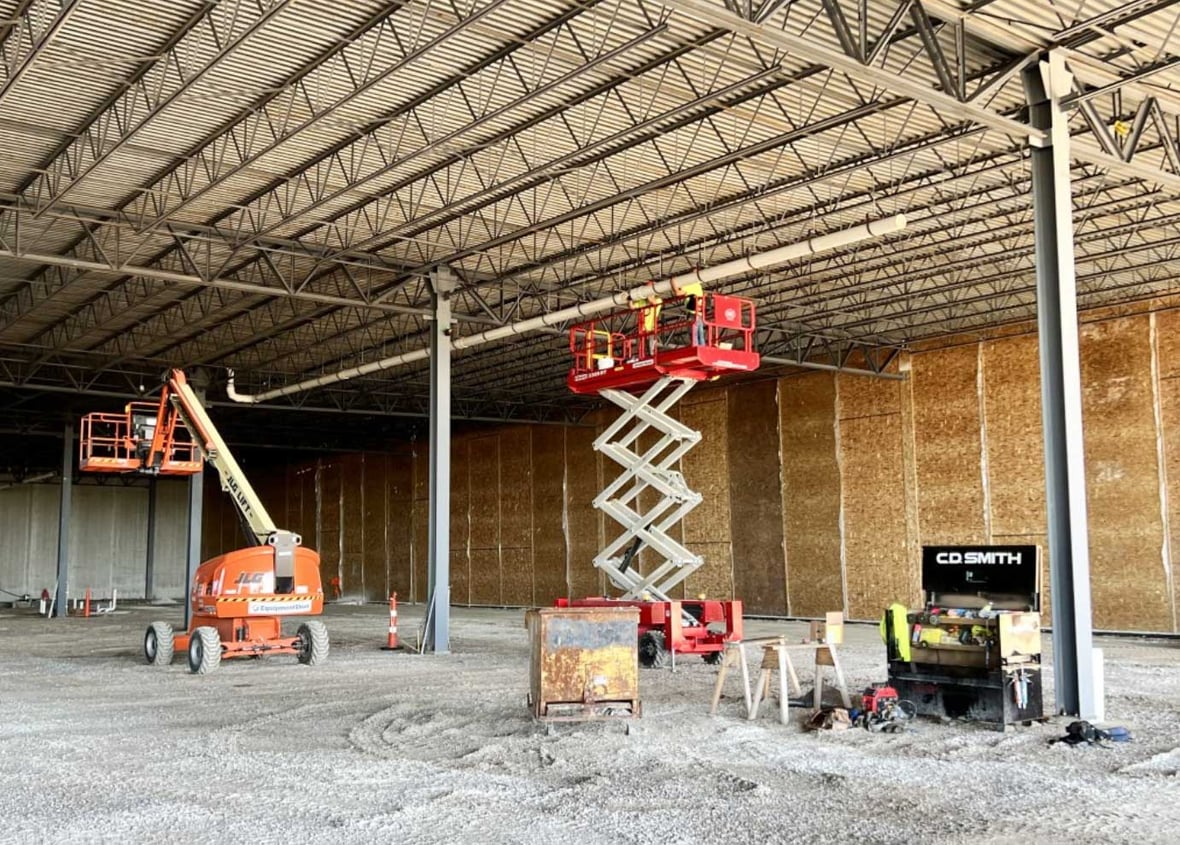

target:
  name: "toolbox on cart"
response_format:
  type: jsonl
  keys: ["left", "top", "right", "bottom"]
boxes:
{"left": 884, "top": 545, "right": 1044, "bottom": 729}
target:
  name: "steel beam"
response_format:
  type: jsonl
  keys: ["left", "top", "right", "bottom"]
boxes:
{"left": 53, "top": 421, "right": 71, "bottom": 617}
{"left": 424, "top": 265, "right": 455, "bottom": 654}
{"left": 1024, "top": 52, "right": 1097, "bottom": 719}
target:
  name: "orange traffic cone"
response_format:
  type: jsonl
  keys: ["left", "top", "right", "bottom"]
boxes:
{"left": 381, "top": 593, "right": 399, "bottom": 651}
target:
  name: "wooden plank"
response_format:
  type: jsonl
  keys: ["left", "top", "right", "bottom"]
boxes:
{"left": 779, "top": 373, "right": 843, "bottom": 617}
{"left": 361, "top": 453, "right": 388, "bottom": 601}
{"left": 982, "top": 335, "right": 1046, "bottom": 537}
{"left": 1081, "top": 316, "right": 1171, "bottom": 631}
{"left": 911, "top": 346, "right": 986, "bottom": 545}
{"left": 841, "top": 413, "right": 913, "bottom": 620}
{"left": 727, "top": 380, "right": 786, "bottom": 615}
{"left": 532, "top": 426, "right": 567, "bottom": 604}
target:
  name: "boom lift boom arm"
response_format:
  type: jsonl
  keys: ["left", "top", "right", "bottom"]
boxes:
{"left": 161, "top": 370, "right": 300, "bottom": 585}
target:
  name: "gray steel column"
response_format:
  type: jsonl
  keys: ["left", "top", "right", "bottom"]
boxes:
{"left": 144, "top": 478, "right": 158, "bottom": 601}
{"left": 425, "top": 265, "right": 456, "bottom": 654}
{"left": 1024, "top": 50, "right": 1097, "bottom": 718}
{"left": 184, "top": 469, "right": 204, "bottom": 630}
{"left": 53, "top": 423, "right": 73, "bottom": 618}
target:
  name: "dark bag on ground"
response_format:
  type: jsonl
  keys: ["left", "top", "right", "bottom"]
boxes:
{"left": 1051, "top": 720, "right": 1132, "bottom": 746}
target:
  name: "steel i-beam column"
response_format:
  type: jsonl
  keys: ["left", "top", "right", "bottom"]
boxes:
{"left": 145, "top": 478, "right": 158, "bottom": 601}
{"left": 1023, "top": 50, "right": 1097, "bottom": 718}
{"left": 425, "top": 265, "right": 456, "bottom": 653}
{"left": 53, "top": 423, "right": 73, "bottom": 617}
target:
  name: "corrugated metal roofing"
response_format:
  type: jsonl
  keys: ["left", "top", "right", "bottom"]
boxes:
{"left": 1, "top": 0, "right": 1179, "bottom": 420}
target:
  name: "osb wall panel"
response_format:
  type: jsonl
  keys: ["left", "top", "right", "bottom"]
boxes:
{"left": 1158, "top": 375, "right": 1180, "bottom": 632}
{"left": 411, "top": 445, "right": 428, "bottom": 603}
{"left": 684, "top": 541, "right": 733, "bottom": 600}
{"left": 679, "top": 397, "right": 730, "bottom": 545}
{"left": 468, "top": 435, "right": 501, "bottom": 604}
{"left": 298, "top": 464, "right": 318, "bottom": 553}
{"left": 450, "top": 438, "right": 471, "bottom": 606}
{"left": 779, "top": 373, "right": 843, "bottom": 617}
{"left": 468, "top": 435, "right": 500, "bottom": 550}
{"left": 982, "top": 336, "right": 1046, "bottom": 538}
{"left": 841, "top": 413, "right": 913, "bottom": 619}
{"left": 469, "top": 547, "right": 501, "bottom": 606}
{"left": 387, "top": 453, "right": 414, "bottom": 600}
{"left": 532, "top": 427, "right": 568, "bottom": 605}
{"left": 501, "top": 547, "right": 534, "bottom": 606}
{"left": 361, "top": 453, "right": 388, "bottom": 602}
{"left": 566, "top": 424, "right": 602, "bottom": 598}
{"left": 838, "top": 372, "right": 902, "bottom": 421}
{"left": 340, "top": 453, "right": 365, "bottom": 596}
{"left": 911, "top": 345, "right": 986, "bottom": 546}
{"left": 1154, "top": 307, "right": 1180, "bottom": 380}
{"left": 1081, "top": 317, "right": 1171, "bottom": 631}
{"left": 500, "top": 428, "right": 533, "bottom": 549}
{"left": 318, "top": 459, "right": 342, "bottom": 582}
{"left": 499, "top": 428, "right": 534, "bottom": 606}
{"left": 450, "top": 549, "right": 470, "bottom": 606}
{"left": 727, "top": 380, "right": 786, "bottom": 615}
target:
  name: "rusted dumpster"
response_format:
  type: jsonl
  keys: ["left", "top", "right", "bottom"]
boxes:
{"left": 526, "top": 606, "right": 641, "bottom": 721}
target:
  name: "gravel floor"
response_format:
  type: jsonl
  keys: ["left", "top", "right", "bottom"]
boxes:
{"left": 1, "top": 603, "right": 1178, "bottom": 844}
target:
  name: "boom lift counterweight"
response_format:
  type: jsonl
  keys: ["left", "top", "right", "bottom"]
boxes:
{"left": 80, "top": 369, "right": 328, "bottom": 674}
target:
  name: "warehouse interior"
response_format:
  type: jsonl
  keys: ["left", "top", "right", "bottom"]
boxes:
{"left": 3, "top": 0, "right": 1180, "bottom": 841}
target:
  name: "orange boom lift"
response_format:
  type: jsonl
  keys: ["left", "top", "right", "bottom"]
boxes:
{"left": 79, "top": 369, "right": 328, "bottom": 674}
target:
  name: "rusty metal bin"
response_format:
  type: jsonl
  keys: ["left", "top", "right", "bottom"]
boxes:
{"left": 526, "top": 606, "right": 641, "bottom": 721}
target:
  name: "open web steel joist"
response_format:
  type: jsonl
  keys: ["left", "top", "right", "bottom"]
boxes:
{"left": 1, "top": 1, "right": 1180, "bottom": 418}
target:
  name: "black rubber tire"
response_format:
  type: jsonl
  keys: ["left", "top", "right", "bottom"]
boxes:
{"left": 701, "top": 650, "right": 723, "bottom": 665}
{"left": 144, "top": 621, "right": 174, "bottom": 666}
{"left": 638, "top": 631, "right": 670, "bottom": 669}
{"left": 297, "top": 619, "right": 329, "bottom": 666}
{"left": 187, "top": 626, "right": 221, "bottom": 675}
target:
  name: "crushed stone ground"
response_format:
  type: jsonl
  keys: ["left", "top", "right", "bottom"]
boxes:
{"left": 1, "top": 604, "right": 1178, "bottom": 844}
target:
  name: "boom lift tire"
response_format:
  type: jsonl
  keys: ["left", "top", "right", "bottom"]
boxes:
{"left": 144, "top": 621, "right": 174, "bottom": 666}
{"left": 701, "top": 650, "right": 723, "bottom": 665}
{"left": 638, "top": 630, "right": 670, "bottom": 669}
{"left": 296, "top": 620, "right": 329, "bottom": 666}
{"left": 188, "top": 626, "right": 222, "bottom": 674}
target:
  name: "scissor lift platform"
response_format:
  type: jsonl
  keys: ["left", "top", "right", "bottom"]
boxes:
{"left": 562, "top": 292, "right": 758, "bottom": 666}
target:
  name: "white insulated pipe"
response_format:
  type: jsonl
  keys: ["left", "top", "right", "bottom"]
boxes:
{"left": 226, "top": 214, "right": 906, "bottom": 403}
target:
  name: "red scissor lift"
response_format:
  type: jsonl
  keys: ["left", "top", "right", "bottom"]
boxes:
{"left": 560, "top": 292, "right": 759, "bottom": 666}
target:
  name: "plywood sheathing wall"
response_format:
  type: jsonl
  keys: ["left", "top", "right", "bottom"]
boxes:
{"left": 1156, "top": 309, "right": 1180, "bottom": 632}
{"left": 191, "top": 307, "right": 1180, "bottom": 631}
{"left": 981, "top": 336, "right": 1051, "bottom": 618}
{"left": 565, "top": 422, "right": 603, "bottom": 599}
{"left": 679, "top": 393, "right": 734, "bottom": 600}
{"left": 838, "top": 370, "right": 914, "bottom": 619}
{"left": 779, "top": 373, "right": 842, "bottom": 617}
{"left": 1081, "top": 317, "right": 1172, "bottom": 631}
{"left": 727, "top": 379, "right": 786, "bottom": 615}
{"left": 532, "top": 426, "right": 567, "bottom": 605}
